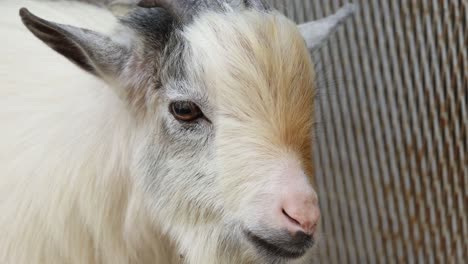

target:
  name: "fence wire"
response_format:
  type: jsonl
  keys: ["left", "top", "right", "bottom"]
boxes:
{"left": 267, "top": 0, "right": 467, "bottom": 263}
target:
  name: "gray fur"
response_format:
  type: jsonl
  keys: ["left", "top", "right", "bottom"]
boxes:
{"left": 120, "top": 7, "right": 176, "bottom": 50}
{"left": 20, "top": 8, "right": 131, "bottom": 77}
{"left": 138, "top": 0, "right": 269, "bottom": 23}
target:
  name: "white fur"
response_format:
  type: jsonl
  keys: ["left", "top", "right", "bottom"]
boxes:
{"left": 0, "top": 1, "right": 324, "bottom": 263}
{"left": 0, "top": 1, "right": 175, "bottom": 263}
{"left": 298, "top": 3, "right": 356, "bottom": 50}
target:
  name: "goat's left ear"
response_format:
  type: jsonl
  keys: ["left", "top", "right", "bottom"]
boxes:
{"left": 298, "top": 4, "right": 357, "bottom": 50}
{"left": 19, "top": 8, "right": 129, "bottom": 78}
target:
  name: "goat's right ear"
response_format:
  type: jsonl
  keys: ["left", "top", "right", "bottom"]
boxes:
{"left": 19, "top": 8, "right": 130, "bottom": 79}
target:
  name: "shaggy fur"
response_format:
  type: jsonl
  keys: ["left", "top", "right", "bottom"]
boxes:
{"left": 0, "top": 1, "right": 354, "bottom": 263}
{"left": 0, "top": 2, "right": 174, "bottom": 263}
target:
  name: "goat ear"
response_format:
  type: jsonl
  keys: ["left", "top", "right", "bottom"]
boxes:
{"left": 298, "top": 4, "right": 356, "bottom": 50}
{"left": 19, "top": 8, "right": 130, "bottom": 78}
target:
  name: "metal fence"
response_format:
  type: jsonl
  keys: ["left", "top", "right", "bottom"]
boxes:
{"left": 267, "top": 0, "right": 467, "bottom": 263}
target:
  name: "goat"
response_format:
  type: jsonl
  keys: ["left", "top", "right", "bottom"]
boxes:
{"left": 0, "top": 0, "right": 355, "bottom": 263}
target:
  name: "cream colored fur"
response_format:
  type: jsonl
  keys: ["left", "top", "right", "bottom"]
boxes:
{"left": 0, "top": 1, "right": 319, "bottom": 263}
{"left": 0, "top": 1, "right": 177, "bottom": 263}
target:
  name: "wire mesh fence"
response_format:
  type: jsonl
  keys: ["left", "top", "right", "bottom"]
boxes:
{"left": 266, "top": 0, "right": 467, "bottom": 263}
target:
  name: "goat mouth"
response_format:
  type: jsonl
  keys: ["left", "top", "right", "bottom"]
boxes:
{"left": 243, "top": 230, "right": 313, "bottom": 259}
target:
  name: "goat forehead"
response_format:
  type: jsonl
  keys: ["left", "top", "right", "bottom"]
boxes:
{"left": 184, "top": 11, "right": 315, "bottom": 144}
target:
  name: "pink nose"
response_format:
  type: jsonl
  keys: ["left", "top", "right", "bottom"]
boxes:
{"left": 280, "top": 192, "right": 320, "bottom": 235}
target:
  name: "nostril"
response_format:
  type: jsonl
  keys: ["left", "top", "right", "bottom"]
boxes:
{"left": 282, "top": 208, "right": 301, "bottom": 226}
{"left": 281, "top": 205, "right": 320, "bottom": 235}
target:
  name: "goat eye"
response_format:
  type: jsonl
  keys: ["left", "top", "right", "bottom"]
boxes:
{"left": 170, "top": 101, "right": 203, "bottom": 122}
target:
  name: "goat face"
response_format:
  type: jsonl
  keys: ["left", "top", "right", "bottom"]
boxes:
{"left": 136, "top": 10, "right": 319, "bottom": 261}
{"left": 20, "top": 1, "right": 355, "bottom": 262}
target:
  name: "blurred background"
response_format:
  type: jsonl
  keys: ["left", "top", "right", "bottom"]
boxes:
{"left": 265, "top": 0, "right": 466, "bottom": 263}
